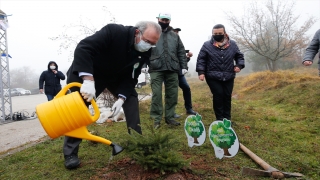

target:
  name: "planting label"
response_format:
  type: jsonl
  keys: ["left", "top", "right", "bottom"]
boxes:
{"left": 208, "top": 119, "right": 239, "bottom": 159}
{"left": 184, "top": 114, "right": 206, "bottom": 147}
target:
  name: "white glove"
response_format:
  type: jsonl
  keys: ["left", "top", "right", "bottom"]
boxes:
{"left": 80, "top": 80, "right": 96, "bottom": 102}
{"left": 182, "top": 69, "right": 188, "bottom": 75}
{"left": 141, "top": 67, "right": 149, "bottom": 73}
{"left": 110, "top": 98, "right": 124, "bottom": 117}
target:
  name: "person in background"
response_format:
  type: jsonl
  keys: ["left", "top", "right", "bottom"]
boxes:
{"left": 143, "top": 12, "right": 188, "bottom": 129}
{"left": 196, "top": 24, "right": 245, "bottom": 121}
{"left": 39, "top": 61, "right": 65, "bottom": 101}
{"left": 63, "top": 21, "right": 161, "bottom": 170}
{"left": 171, "top": 27, "right": 197, "bottom": 118}
{"left": 302, "top": 29, "right": 320, "bottom": 76}
{"left": 172, "top": 27, "right": 181, "bottom": 34}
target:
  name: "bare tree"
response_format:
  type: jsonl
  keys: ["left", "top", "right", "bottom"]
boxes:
{"left": 50, "top": 7, "right": 118, "bottom": 107}
{"left": 226, "top": 0, "right": 316, "bottom": 71}
{"left": 49, "top": 6, "right": 116, "bottom": 61}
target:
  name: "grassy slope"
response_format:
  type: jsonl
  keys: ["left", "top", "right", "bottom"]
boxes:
{"left": 232, "top": 69, "right": 320, "bottom": 179}
{"left": 0, "top": 68, "right": 319, "bottom": 179}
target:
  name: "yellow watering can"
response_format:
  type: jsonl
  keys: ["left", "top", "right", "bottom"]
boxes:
{"left": 36, "top": 82, "right": 123, "bottom": 155}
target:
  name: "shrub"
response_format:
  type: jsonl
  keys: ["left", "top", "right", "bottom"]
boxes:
{"left": 123, "top": 124, "right": 189, "bottom": 174}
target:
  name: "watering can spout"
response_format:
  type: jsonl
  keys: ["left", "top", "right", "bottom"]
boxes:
{"left": 65, "top": 127, "right": 124, "bottom": 155}
{"left": 64, "top": 126, "right": 110, "bottom": 145}
{"left": 111, "top": 143, "right": 124, "bottom": 156}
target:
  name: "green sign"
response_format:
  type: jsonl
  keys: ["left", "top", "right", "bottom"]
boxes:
{"left": 209, "top": 118, "right": 239, "bottom": 159}
{"left": 184, "top": 114, "right": 206, "bottom": 147}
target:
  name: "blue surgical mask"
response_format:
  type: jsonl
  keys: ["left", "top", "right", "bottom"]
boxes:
{"left": 134, "top": 33, "right": 155, "bottom": 52}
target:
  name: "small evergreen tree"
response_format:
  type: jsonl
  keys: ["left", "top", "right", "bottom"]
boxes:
{"left": 124, "top": 124, "right": 189, "bottom": 174}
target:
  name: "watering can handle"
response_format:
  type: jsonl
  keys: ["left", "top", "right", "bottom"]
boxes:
{"left": 55, "top": 82, "right": 100, "bottom": 121}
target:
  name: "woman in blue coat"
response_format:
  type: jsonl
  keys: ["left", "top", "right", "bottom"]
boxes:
{"left": 39, "top": 61, "right": 65, "bottom": 101}
{"left": 196, "top": 24, "right": 245, "bottom": 121}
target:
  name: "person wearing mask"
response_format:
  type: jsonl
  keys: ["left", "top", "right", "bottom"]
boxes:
{"left": 63, "top": 21, "right": 161, "bottom": 169}
{"left": 142, "top": 13, "right": 188, "bottom": 129}
{"left": 39, "top": 61, "right": 65, "bottom": 101}
{"left": 196, "top": 24, "right": 245, "bottom": 121}
{"left": 171, "top": 27, "right": 197, "bottom": 118}
{"left": 302, "top": 29, "right": 320, "bottom": 76}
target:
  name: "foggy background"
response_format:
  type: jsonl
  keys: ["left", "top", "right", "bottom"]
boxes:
{"left": 0, "top": 0, "right": 319, "bottom": 88}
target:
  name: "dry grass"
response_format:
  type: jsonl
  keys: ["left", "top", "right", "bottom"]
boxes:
{"left": 238, "top": 68, "right": 320, "bottom": 93}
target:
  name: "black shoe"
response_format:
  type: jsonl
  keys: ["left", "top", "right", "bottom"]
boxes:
{"left": 154, "top": 122, "right": 160, "bottom": 129}
{"left": 165, "top": 119, "right": 181, "bottom": 126}
{"left": 64, "top": 155, "right": 80, "bottom": 169}
{"left": 186, "top": 109, "right": 197, "bottom": 115}
{"left": 174, "top": 113, "right": 181, "bottom": 118}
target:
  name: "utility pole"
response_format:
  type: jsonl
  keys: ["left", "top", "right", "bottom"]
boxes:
{"left": 0, "top": 9, "right": 12, "bottom": 122}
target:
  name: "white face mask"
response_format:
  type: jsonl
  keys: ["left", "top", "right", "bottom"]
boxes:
{"left": 134, "top": 32, "right": 155, "bottom": 52}
{"left": 50, "top": 66, "right": 56, "bottom": 70}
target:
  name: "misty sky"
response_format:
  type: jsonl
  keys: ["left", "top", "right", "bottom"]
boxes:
{"left": 0, "top": 0, "right": 319, "bottom": 85}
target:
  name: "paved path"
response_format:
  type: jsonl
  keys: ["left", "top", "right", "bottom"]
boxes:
{"left": 0, "top": 94, "right": 48, "bottom": 155}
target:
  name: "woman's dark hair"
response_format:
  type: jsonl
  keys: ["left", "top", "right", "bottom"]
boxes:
{"left": 213, "top": 24, "right": 226, "bottom": 33}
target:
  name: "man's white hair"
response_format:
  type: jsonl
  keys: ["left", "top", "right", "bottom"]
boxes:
{"left": 135, "top": 21, "right": 162, "bottom": 35}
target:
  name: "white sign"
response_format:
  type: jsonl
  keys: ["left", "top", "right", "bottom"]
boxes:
{"left": 208, "top": 118, "right": 239, "bottom": 159}
{"left": 184, "top": 114, "right": 206, "bottom": 147}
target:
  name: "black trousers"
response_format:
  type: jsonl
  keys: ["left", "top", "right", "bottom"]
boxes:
{"left": 63, "top": 75, "right": 141, "bottom": 157}
{"left": 205, "top": 78, "right": 234, "bottom": 120}
{"left": 178, "top": 75, "right": 193, "bottom": 111}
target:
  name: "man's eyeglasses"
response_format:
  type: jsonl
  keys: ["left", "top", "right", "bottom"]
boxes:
{"left": 140, "top": 32, "right": 156, "bottom": 47}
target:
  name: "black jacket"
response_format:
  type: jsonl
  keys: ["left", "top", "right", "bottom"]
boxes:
{"left": 196, "top": 38, "right": 245, "bottom": 81}
{"left": 39, "top": 61, "right": 66, "bottom": 95}
{"left": 67, "top": 24, "right": 151, "bottom": 98}
{"left": 303, "top": 29, "right": 320, "bottom": 64}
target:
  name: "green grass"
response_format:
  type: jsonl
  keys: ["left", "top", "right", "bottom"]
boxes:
{"left": 1, "top": 69, "right": 320, "bottom": 179}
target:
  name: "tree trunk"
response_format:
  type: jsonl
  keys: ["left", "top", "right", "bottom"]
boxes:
{"left": 266, "top": 58, "right": 272, "bottom": 71}
{"left": 271, "top": 60, "right": 277, "bottom": 72}
{"left": 193, "top": 137, "right": 199, "bottom": 144}
{"left": 223, "top": 148, "right": 231, "bottom": 156}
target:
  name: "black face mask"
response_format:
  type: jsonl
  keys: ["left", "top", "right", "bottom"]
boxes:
{"left": 158, "top": 21, "right": 169, "bottom": 30}
{"left": 212, "top": 35, "right": 225, "bottom": 42}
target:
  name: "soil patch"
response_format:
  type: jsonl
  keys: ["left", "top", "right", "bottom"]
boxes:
{"left": 90, "top": 156, "right": 229, "bottom": 180}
